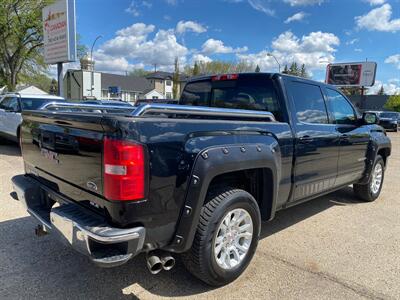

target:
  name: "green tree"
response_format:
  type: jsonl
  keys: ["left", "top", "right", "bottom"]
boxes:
{"left": 255, "top": 65, "right": 260, "bottom": 72}
{"left": 49, "top": 78, "right": 57, "bottom": 95}
{"left": 0, "top": 0, "right": 52, "bottom": 91}
{"left": 235, "top": 60, "right": 255, "bottom": 73}
{"left": 184, "top": 60, "right": 254, "bottom": 76}
{"left": 282, "top": 64, "right": 289, "bottom": 74}
{"left": 19, "top": 72, "right": 52, "bottom": 92}
{"left": 289, "top": 62, "right": 299, "bottom": 76}
{"left": 192, "top": 61, "right": 200, "bottom": 76}
{"left": 76, "top": 34, "right": 89, "bottom": 60}
{"left": 384, "top": 95, "right": 400, "bottom": 112}
{"left": 172, "top": 57, "right": 179, "bottom": 99}
{"left": 300, "top": 64, "right": 309, "bottom": 78}
{"left": 128, "top": 68, "right": 151, "bottom": 77}
{"left": 377, "top": 85, "right": 385, "bottom": 95}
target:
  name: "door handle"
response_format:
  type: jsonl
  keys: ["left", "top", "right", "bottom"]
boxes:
{"left": 299, "top": 135, "right": 314, "bottom": 143}
{"left": 341, "top": 134, "right": 350, "bottom": 141}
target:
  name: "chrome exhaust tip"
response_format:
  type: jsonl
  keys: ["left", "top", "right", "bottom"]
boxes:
{"left": 146, "top": 254, "right": 163, "bottom": 275}
{"left": 161, "top": 255, "right": 175, "bottom": 271}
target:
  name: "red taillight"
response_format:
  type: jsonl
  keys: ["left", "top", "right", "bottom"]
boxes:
{"left": 211, "top": 74, "right": 239, "bottom": 81}
{"left": 103, "top": 137, "right": 145, "bottom": 201}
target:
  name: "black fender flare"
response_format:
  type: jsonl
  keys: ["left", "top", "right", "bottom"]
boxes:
{"left": 166, "top": 141, "right": 281, "bottom": 253}
{"left": 358, "top": 133, "right": 391, "bottom": 185}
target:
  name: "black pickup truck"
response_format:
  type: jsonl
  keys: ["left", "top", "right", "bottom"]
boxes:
{"left": 12, "top": 73, "right": 391, "bottom": 286}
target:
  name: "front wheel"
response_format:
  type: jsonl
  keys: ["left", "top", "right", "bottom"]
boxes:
{"left": 353, "top": 155, "right": 385, "bottom": 202}
{"left": 182, "top": 188, "right": 261, "bottom": 286}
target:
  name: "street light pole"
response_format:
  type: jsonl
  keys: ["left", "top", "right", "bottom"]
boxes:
{"left": 267, "top": 52, "right": 280, "bottom": 73}
{"left": 90, "top": 35, "right": 103, "bottom": 97}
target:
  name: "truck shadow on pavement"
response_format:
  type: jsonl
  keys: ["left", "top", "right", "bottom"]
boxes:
{"left": 0, "top": 186, "right": 363, "bottom": 299}
{"left": 260, "top": 186, "right": 361, "bottom": 239}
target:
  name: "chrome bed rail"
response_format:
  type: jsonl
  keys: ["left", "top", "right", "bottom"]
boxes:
{"left": 40, "top": 102, "right": 276, "bottom": 122}
{"left": 39, "top": 102, "right": 136, "bottom": 112}
{"left": 132, "top": 104, "right": 275, "bottom": 121}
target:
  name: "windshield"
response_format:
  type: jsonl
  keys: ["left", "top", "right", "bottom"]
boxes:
{"left": 379, "top": 112, "right": 397, "bottom": 119}
{"left": 180, "top": 74, "right": 283, "bottom": 121}
{"left": 20, "top": 98, "right": 64, "bottom": 110}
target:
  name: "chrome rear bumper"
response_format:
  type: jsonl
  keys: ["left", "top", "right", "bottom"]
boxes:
{"left": 12, "top": 175, "right": 145, "bottom": 267}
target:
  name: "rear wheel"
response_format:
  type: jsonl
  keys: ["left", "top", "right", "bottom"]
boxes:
{"left": 353, "top": 155, "right": 385, "bottom": 202}
{"left": 182, "top": 188, "right": 261, "bottom": 286}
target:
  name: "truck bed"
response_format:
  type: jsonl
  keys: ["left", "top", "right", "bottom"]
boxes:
{"left": 20, "top": 107, "right": 293, "bottom": 241}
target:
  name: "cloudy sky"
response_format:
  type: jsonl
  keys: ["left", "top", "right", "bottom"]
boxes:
{"left": 73, "top": 0, "right": 400, "bottom": 94}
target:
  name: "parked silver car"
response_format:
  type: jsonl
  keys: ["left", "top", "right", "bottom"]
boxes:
{"left": 0, "top": 93, "right": 64, "bottom": 144}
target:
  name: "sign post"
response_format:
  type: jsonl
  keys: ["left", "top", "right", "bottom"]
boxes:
{"left": 42, "top": 0, "right": 76, "bottom": 97}
{"left": 57, "top": 63, "right": 63, "bottom": 97}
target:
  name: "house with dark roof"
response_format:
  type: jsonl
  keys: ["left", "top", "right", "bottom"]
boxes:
{"left": 146, "top": 71, "right": 189, "bottom": 99}
{"left": 63, "top": 69, "right": 164, "bottom": 102}
{"left": 63, "top": 56, "right": 165, "bottom": 102}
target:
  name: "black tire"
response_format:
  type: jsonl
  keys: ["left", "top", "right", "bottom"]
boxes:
{"left": 353, "top": 155, "right": 385, "bottom": 202}
{"left": 182, "top": 188, "right": 261, "bottom": 286}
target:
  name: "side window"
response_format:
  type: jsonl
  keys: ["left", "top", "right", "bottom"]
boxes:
{"left": 0, "top": 97, "right": 19, "bottom": 111}
{"left": 0, "top": 97, "right": 12, "bottom": 109}
{"left": 180, "top": 81, "right": 211, "bottom": 106}
{"left": 291, "top": 82, "right": 329, "bottom": 124}
{"left": 210, "top": 77, "right": 283, "bottom": 121}
{"left": 326, "top": 89, "right": 356, "bottom": 124}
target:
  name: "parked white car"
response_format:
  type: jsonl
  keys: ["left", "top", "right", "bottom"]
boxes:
{"left": 0, "top": 93, "right": 64, "bottom": 144}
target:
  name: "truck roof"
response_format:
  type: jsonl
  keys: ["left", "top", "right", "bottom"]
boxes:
{"left": 186, "top": 72, "right": 334, "bottom": 89}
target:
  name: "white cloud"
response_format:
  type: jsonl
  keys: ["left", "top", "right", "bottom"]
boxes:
{"left": 129, "top": 29, "right": 188, "bottom": 66}
{"left": 176, "top": 21, "right": 207, "bottom": 34}
{"left": 202, "top": 39, "right": 248, "bottom": 54}
{"left": 165, "top": 0, "right": 178, "bottom": 5}
{"left": 97, "top": 23, "right": 188, "bottom": 73}
{"left": 125, "top": 1, "right": 140, "bottom": 16}
{"left": 355, "top": 4, "right": 400, "bottom": 32}
{"left": 125, "top": 1, "right": 153, "bottom": 16}
{"left": 385, "top": 54, "right": 400, "bottom": 69}
{"left": 364, "top": 0, "right": 386, "bottom": 6}
{"left": 283, "top": 0, "right": 324, "bottom": 6}
{"left": 224, "top": 0, "right": 275, "bottom": 16}
{"left": 346, "top": 38, "right": 359, "bottom": 45}
{"left": 142, "top": 1, "right": 152, "bottom": 8}
{"left": 367, "top": 80, "right": 400, "bottom": 95}
{"left": 116, "top": 23, "right": 155, "bottom": 37}
{"left": 237, "top": 30, "right": 340, "bottom": 72}
{"left": 102, "top": 23, "right": 155, "bottom": 57}
{"left": 354, "top": 48, "right": 363, "bottom": 52}
{"left": 93, "top": 51, "right": 143, "bottom": 74}
{"left": 192, "top": 54, "right": 212, "bottom": 63}
{"left": 247, "top": 0, "right": 275, "bottom": 16}
{"left": 284, "top": 12, "right": 308, "bottom": 24}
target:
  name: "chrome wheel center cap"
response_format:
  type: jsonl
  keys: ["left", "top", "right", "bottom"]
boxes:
{"left": 213, "top": 208, "right": 254, "bottom": 270}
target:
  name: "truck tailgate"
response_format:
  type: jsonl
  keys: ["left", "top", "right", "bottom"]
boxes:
{"left": 20, "top": 111, "right": 106, "bottom": 198}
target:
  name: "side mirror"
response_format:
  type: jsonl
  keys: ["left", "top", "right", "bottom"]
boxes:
{"left": 362, "top": 112, "right": 379, "bottom": 125}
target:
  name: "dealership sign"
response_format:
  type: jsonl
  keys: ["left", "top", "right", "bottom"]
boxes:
{"left": 42, "top": 0, "right": 76, "bottom": 64}
{"left": 325, "top": 62, "right": 377, "bottom": 87}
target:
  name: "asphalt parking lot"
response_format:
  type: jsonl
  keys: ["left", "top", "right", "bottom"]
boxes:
{"left": 0, "top": 133, "right": 399, "bottom": 300}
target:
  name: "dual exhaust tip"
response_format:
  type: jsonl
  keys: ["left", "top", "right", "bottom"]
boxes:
{"left": 146, "top": 252, "right": 175, "bottom": 274}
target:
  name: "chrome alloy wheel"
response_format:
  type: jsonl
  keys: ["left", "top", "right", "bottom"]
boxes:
{"left": 213, "top": 208, "right": 253, "bottom": 270}
{"left": 371, "top": 163, "right": 383, "bottom": 194}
